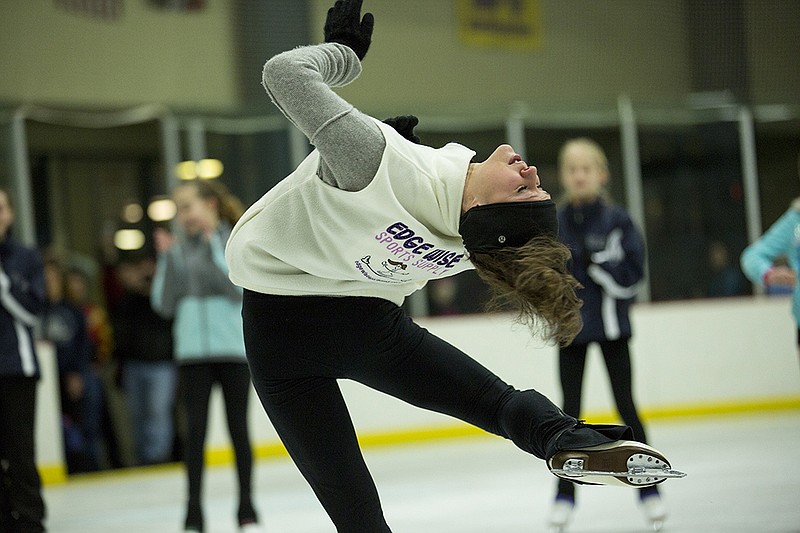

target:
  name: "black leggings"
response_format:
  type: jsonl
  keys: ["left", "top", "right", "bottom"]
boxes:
{"left": 556, "top": 339, "right": 651, "bottom": 499}
{"left": 179, "top": 362, "right": 256, "bottom": 528}
{"left": 242, "top": 292, "right": 584, "bottom": 533}
{"left": 0, "top": 377, "right": 45, "bottom": 533}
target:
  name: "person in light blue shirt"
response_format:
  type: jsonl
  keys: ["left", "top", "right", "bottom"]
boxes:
{"left": 741, "top": 191, "right": 800, "bottom": 355}
{"left": 151, "top": 179, "right": 263, "bottom": 533}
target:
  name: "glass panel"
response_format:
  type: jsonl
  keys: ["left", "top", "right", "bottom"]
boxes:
{"left": 754, "top": 118, "right": 800, "bottom": 228}
{"left": 524, "top": 126, "right": 624, "bottom": 205}
{"left": 421, "top": 127, "right": 506, "bottom": 161}
{"left": 639, "top": 121, "right": 750, "bottom": 301}
{"left": 205, "top": 129, "right": 293, "bottom": 207}
{"left": 0, "top": 119, "right": 10, "bottom": 191}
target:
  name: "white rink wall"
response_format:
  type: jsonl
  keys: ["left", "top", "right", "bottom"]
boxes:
{"left": 35, "top": 296, "right": 800, "bottom": 478}
{"left": 210, "top": 295, "right": 800, "bottom": 453}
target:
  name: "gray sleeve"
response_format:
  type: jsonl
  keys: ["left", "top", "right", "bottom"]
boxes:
{"left": 150, "top": 248, "right": 185, "bottom": 319}
{"left": 262, "top": 43, "right": 385, "bottom": 192}
{"left": 206, "top": 232, "right": 242, "bottom": 300}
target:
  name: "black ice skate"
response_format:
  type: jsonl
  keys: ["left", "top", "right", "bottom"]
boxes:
{"left": 548, "top": 440, "right": 686, "bottom": 488}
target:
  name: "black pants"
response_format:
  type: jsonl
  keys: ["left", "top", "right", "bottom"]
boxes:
{"left": 0, "top": 376, "right": 46, "bottom": 533}
{"left": 242, "top": 292, "right": 599, "bottom": 533}
{"left": 556, "top": 338, "right": 654, "bottom": 500}
{"left": 179, "top": 362, "right": 256, "bottom": 530}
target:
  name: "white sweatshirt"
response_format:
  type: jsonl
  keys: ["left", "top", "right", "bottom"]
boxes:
{"left": 225, "top": 43, "right": 477, "bottom": 305}
{"left": 226, "top": 119, "right": 475, "bottom": 305}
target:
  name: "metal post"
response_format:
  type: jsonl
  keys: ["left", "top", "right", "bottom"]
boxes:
{"left": 159, "top": 113, "right": 182, "bottom": 192}
{"left": 738, "top": 105, "right": 763, "bottom": 295}
{"left": 617, "top": 94, "right": 651, "bottom": 302}
{"left": 738, "top": 106, "right": 762, "bottom": 244}
{"left": 186, "top": 118, "right": 207, "bottom": 163}
{"left": 10, "top": 109, "right": 36, "bottom": 246}
{"left": 506, "top": 101, "right": 528, "bottom": 160}
{"left": 288, "top": 124, "right": 311, "bottom": 170}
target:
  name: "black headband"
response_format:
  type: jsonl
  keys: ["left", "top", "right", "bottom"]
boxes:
{"left": 459, "top": 199, "right": 558, "bottom": 253}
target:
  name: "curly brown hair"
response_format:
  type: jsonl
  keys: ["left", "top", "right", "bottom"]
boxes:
{"left": 468, "top": 235, "right": 583, "bottom": 346}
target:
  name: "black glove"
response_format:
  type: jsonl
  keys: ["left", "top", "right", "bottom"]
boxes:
{"left": 383, "top": 115, "right": 421, "bottom": 144}
{"left": 324, "top": 0, "right": 374, "bottom": 61}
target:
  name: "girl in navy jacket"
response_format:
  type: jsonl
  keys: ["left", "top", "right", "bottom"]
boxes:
{"left": 0, "top": 187, "right": 46, "bottom": 532}
{"left": 548, "top": 138, "right": 665, "bottom": 532}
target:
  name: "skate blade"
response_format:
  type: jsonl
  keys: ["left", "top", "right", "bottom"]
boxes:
{"left": 551, "top": 447, "right": 687, "bottom": 486}
{"left": 549, "top": 465, "right": 687, "bottom": 482}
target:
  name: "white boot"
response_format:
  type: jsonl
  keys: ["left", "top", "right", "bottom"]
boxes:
{"left": 639, "top": 492, "right": 667, "bottom": 531}
{"left": 547, "top": 497, "right": 575, "bottom": 533}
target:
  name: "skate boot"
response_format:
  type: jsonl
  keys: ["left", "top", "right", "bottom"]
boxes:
{"left": 639, "top": 492, "right": 667, "bottom": 531}
{"left": 548, "top": 440, "right": 686, "bottom": 487}
{"left": 546, "top": 496, "right": 574, "bottom": 533}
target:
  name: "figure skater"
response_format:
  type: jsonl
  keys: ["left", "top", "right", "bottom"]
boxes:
{"left": 225, "top": 2, "right": 682, "bottom": 531}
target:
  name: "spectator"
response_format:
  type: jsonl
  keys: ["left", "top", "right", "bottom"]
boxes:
{"left": 113, "top": 254, "right": 176, "bottom": 466}
{"left": 0, "top": 187, "right": 47, "bottom": 532}
{"left": 706, "top": 240, "right": 749, "bottom": 297}
{"left": 151, "top": 179, "right": 262, "bottom": 533}
{"left": 39, "top": 254, "right": 94, "bottom": 473}
{"left": 741, "top": 150, "right": 800, "bottom": 363}
{"left": 547, "top": 138, "right": 666, "bottom": 531}
{"left": 64, "top": 260, "right": 116, "bottom": 470}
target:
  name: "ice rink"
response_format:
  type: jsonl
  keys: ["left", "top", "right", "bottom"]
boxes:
{"left": 42, "top": 410, "right": 800, "bottom": 533}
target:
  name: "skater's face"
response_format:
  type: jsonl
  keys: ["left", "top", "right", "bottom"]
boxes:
{"left": 559, "top": 141, "right": 608, "bottom": 205}
{"left": 0, "top": 190, "right": 14, "bottom": 240}
{"left": 174, "top": 184, "right": 219, "bottom": 236}
{"left": 44, "top": 262, "right": 64, "bottom": 303}
{"left": 464, "top": 144, "right": 551, "bottom": 209}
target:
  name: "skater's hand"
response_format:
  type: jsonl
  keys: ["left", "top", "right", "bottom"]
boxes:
{"left": 153, "top": 227, "right": 176, "bottom": 254}
{"left": 383, "top": 115, "right": 421, "bottom": 144}
{"left": 764, "top": 265, "right": 796, "bottom": 288}
{"left": 0, "top": 269, "right": 10, "bottom": 294}
{"left": 324, "top": 0, "right": 374, "bottom": 61}
{"left": 590, "top": 228, "right": 625, "bottom": 264}
{"left": 65, "top": 371, "right": 85, "bottom": 401}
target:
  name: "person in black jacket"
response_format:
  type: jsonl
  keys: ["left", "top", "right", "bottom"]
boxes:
{"left": 0, "top": 187, "right": 47, "bottom": 533}
{"left": 40, "top": 256, "right": 93, "bottom": 474}
{"left": 112, "top": 254, "right": 176, "bottom": 466}
{"left": 546, "top": 138, "right": 666, "bottom": 532}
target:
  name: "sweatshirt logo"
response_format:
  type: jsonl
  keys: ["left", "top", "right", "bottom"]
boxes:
{"left": 353, "top": 221, "right": 465, "bottom": 283}
{"left": 360, "top": 255, "right": 409, "bottom": 280}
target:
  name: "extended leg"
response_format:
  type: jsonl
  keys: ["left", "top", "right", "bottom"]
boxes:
{"left": 243, "top": 292, "right": 391, "bottom": 532}
{"left": 249, "top": 373, "right": 391, "bottom": 532}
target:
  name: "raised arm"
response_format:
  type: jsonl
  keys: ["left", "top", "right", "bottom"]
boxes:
{"left": 0, "top": 248, "right": 44, "bottom": 328}
{"left": 741, "top": 202, "right": 799, "bottom": 286}
{"left": 261, "top": 0, "right": 384, "bottom": 192}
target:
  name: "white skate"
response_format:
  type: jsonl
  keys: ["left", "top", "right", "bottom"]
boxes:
{"left": 546, "top": 498, "right": 574, "bottom": 533}
{"left": 548, "top": 440, "right": 686, "bottom": 487}
{"left": 639, "top": 493, "right": 668, "bottom": 531}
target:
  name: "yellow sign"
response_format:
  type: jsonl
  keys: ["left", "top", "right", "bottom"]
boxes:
{"left": 456, "top": 0, "right": 543, "bottom": 50}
